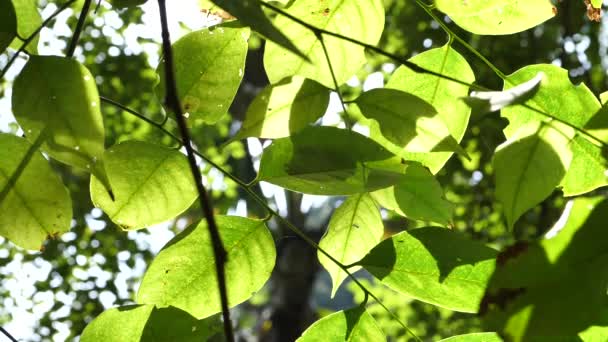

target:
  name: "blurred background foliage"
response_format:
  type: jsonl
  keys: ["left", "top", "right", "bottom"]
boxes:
{"left": 0, "top": 0, "right": 605, "bottom": 341}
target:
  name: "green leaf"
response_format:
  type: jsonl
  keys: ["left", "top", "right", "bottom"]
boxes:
{"left": 501, "top": 64, "right": 604, "bottom": 197}
{"left": 481, "top": 197, "right": 608, "bottom": 341}
{"left": 590, "top": 0, "right": 602, "bottom": 8}
{"left": 318, "top": 194, "right": 383, "bottom": 298}
{"left": 89, "top": 141, "right": 198, "bottom": 230}
{"left": 435, "top": 0, "right": 555, "bottom": 35}
{"left": 233, "top": 76, "right": 329, "bottom": 140}
{"left": 264, "top": 0, "right": 384, "bottom": 88}
{"left": 360, "top": 227, "right": 497, "bottom": 313}
{"left": 372, "top": 163, "right": 453, "bottom": 226}
{"left": 378, "top": 45, "right": 475, "bottom": 173}
{"left": 137, "top": 216, "right": 276, "bottom": 319}
{"left": 502, "top": 64, "right": 599, "bottom": 138}
{"left": 494, "top": 122, "right": 573, "bottom": 229}
{"left": 297, "top": 305, "right": 385, "bottom": 342}
{"left": 209, "top": 0, "right": 306, "bottom": 59}
{"left": 559, "top": 136, "right": 608, "bottom": 197}
{"left": 0, "top": 134, "right": 72, "bottom": 250}
{"left": 356, "top": 88, "right": 467, "bottom": 156}
{"left": 11, "top": 0, "right": 41, "bottom": 54}
{"left": 108, "top": 0, "right": 147, "bottom": 8}
{"left": 0, "top": 0, "right": 17, "bottom": 52}
{"left": 156, "top": 24, "right": 249, "bottom": 124}
{"left": 438, "top": 332, "right": 502, "bottom": 342}
{"left": 12, "top": 55, "right": 109, "bottom": 189}
{"left": 579, "top": 315, "right": 608, "bottom": 341}
{"left": 257, "top": 126, "right": 406, "bottom": 195}
{"left": 80, "top": 305, "right": 221, "bottom": 342}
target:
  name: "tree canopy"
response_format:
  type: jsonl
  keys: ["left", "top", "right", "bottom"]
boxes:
{"left": 1, "top": 0, "right": 608, "bottom": 341}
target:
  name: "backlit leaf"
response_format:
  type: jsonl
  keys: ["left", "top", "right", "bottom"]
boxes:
{"left": 494, "top": 122, "right": 573, "bottom": 229}
{"left": 318, "top": 194, "right": 383, "bottom": 297}
{"left": 500, "top": 64, "right": 603, "bottom": 197}
{"left": 81, "top": 305, "right": 221, "bottom": 342}
{"left": 233, "top": 76, "right": 329, "bottom": 140}
{"left": 435, "top": 0, "right": 555, "bottom": 35}
{"left": 482, "top": 197, "right": 608, "bottom": 341}
{"left": 356, "top": 88, "right": 466, "bottom": 156}
{"left": 379, "top": 45, "right": 475, "bottom": 173}
{"left": 257, "top": 126, "right": 406, "bottom": 195}
{"left": 360, "top": 227, "right": 497, "bottom": 313}
{"left": 11, "top": 0, "right": 41, "bottom": 54}
{"left": 372, "top": 163, "right": 453, "bottom": 226}
{"left": 12, "top": 55, "right": 109, "bottom": 189}
{"left": 156, "top": 24, "right": 249, "bottom": 123}
{"left": 137, "top": 216, "right": 276, "bottom": 319}
{"left": 90, "top": 141, "right": 198, "bottom": 230}
{"left": 0, "top": 134, "right": 71, "bottom": 250}
{"left": 297, "top": 305, "right": 385, "bottom": 342}
{"left": 264, "top": 0, "right": 384, "bottom": 88}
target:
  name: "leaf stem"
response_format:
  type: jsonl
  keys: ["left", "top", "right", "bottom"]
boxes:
{"left": 0, "top": 0, "right": 77, "bottom": 79}
{"left": 156, "top": 1, "right": 234, "bottom": 341}
{"left": 66, "top": 0, "right": 92, "bottom": 57}
{"left": 317, "top": 33, "right": 352, "bottom": 129}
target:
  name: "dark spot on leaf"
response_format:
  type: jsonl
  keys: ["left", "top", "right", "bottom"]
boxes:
{"left": 479, "top": 287, "right": 526, "bottom": 316}
{"left": 496, "top": 241, "right": 529, "bottom": 267}
{"left": 323, "top": 8, "right": 330, "bottom": 16}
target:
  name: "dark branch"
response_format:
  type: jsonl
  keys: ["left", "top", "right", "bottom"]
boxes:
{"left": 156, "top": 1, "right": 234, "bottom": 341}
{"left": 67, "top": 0, "right": 92, "bottom": 57}
{"left": 0, "top": 327, "right": 18, "bottom": 342}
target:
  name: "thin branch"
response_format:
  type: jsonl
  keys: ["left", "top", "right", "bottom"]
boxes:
{"left": 0, "top": 326, "right": 18, "bottom": 342}
{"left": 99, "top": 96, "right": 181, "bottom": 142}
{"left": 0, "top": 0, "right": 77, "bottom": 79}
{"left": 67, "top": 0, "right": 92, "bottom": 57}
{"left": 258, "top": 0, "right": 484, "bottom": 91}
{"left": 101, "top": 96, "right": 421, "bottom": 341}
{"left": 155, "top": 1, "right": 234, "bottom": 341}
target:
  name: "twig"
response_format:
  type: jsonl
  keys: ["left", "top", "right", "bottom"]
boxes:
{"left": 0, "top": 327, "right": 18, "bottom": 342}
{"left": 67, "top": 0, "right": 92, "bottom": 57}
{"left": 0, "top": 0, "right": 77, "bottom": 79}
{"left": 155, "top": 1, "right": 234, "bottom": 341}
